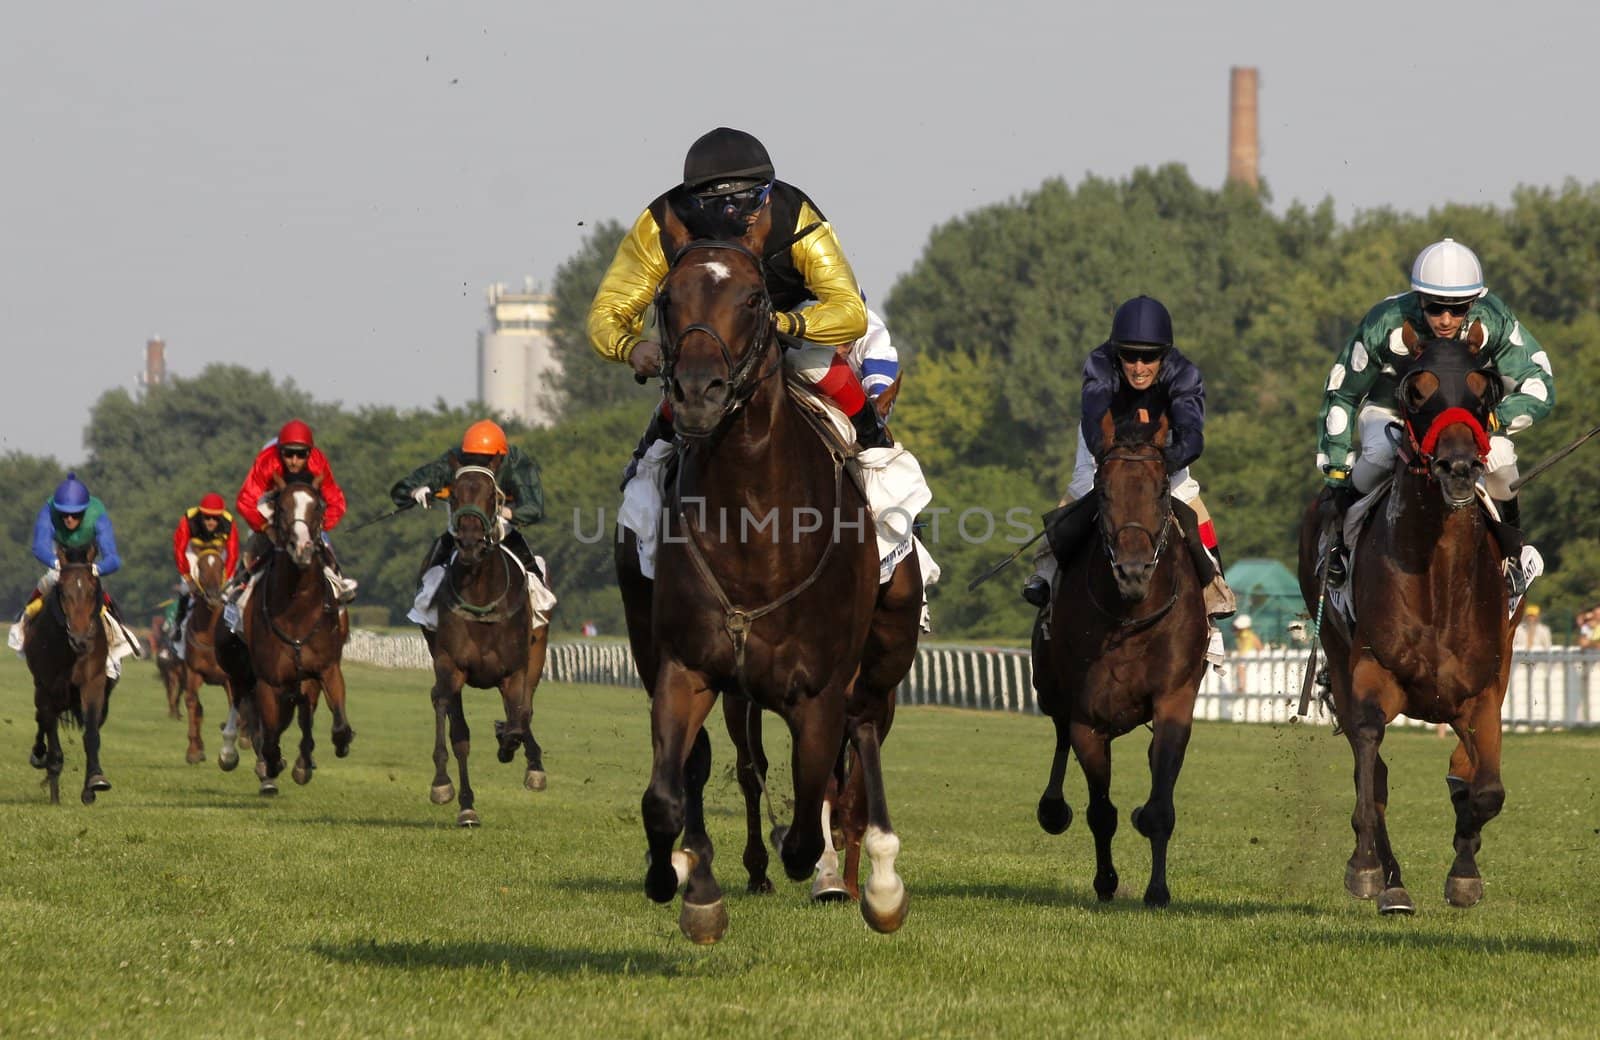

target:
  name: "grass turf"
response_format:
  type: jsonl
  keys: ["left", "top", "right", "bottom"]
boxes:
{"left": 1, "top": 653, "right": 1597, "bottom": 1038}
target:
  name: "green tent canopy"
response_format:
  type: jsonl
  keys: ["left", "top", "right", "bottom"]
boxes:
{"left": 1223, "top": 558, "right": 1302, "bottom": 648}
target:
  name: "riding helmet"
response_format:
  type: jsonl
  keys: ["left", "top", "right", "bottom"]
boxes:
{"left": 462, "top": 420, "right": 509, "bottom": 456}
{"left": 199, "top": 492, "right": 227, "bottom": 514}
{"left": 1110, "top": 295, "right": 1173, "bottom": 350}
{"left": 683, "top": 128, "right": 774, "bottom": 194}
{"left": 52, "top": 473, "right": 91, "bottom": 514}
{"left": 1411, "top": 238, "right": 1486, "bottom": 300}
{"left": 277, "top": 418, "right": 315, "bottom": 449}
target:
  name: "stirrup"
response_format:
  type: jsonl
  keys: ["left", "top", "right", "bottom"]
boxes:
{"left": 1020, "top": 575, "right": 1050, "bottom": 609}
{"left": 1325, "top": 548, "right": 1349, "bottom": 589}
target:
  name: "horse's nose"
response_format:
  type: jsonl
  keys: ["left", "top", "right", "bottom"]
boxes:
{"left": 1114, "top": 560, "right": 1156, "bottom": 590}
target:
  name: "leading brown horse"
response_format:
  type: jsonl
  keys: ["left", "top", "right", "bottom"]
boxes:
{"left": 421, "top": 465, "right": 549, "bottom": 827}
{"left": 24, "top": 545, "right": 116, "bottom": 805}
{"left": 234, "top": 480, "right": 353, "bottom": 796}
{"left": 1297, "top": 325, "right": 1513, "bottom": 915}
{"left": 618, "top": 238, "right": 921, "bottom": 943}
{"left": 1031, "top": 410, "right": 1208, "bottom": 907}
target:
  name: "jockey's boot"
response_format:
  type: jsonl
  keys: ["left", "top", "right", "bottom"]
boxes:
{"left": 320, "top": 540, "right": 359, "bottom": 604}
{"left": 174, "top": 591, "right": 191, "bottom": 634}
{"left": 848, "top": 401, "right": 892, "bottom": 450}
{"left": 1320, "top": 485, "right": 1360, "bottom": 588}
{"left": 1492, "top": 496, "right": 1543, "bottom": 601}
{"left": 621, "top": 405, "right": 676, "bottom": 489}
{"left": 416, "top": 532, "right": 455, "bottom": 585}
{"left": 1020, "top": 574, "right": 1050, "bottom": 609}
{"left": 503, "top": 528, "right": 543, "bottom": 582}
{"left": 1173, "top": 499, "right": 1235, "bottom": 619}
{"left": 1027, "top": 492, "right": 1098, "bottom": 608}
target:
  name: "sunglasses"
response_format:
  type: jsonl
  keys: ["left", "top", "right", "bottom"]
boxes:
{"left": 280, "top": 447, "right": 310, "bottom": 460}
{"left": 692, "top": 181, "right": 772, "bottom": 216}
{"left": 1421, "top": 297, "right": 1474, "bottom": 317}
{"left": 1117, "top": 346, "right": 1168, "bottom": 365}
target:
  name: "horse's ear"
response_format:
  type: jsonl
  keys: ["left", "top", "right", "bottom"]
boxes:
{"left": 312, "top": 472, "right": 324, "bottom": 490}
{"left": 1099, "top": 409, "right": 1116, "bottom": 449}
{"left": 659, "top": 205, "right": 692, "bottom": 258}
{"left": 1401, "top": 320, "right": 1422, "bottom": 356}
{"left": 873, "top": 374, "right": 902, "bottom": 421}
{"left": 271, "top": 472, "right": 285, "bottom": 491}
{"left": 1464, "top": 319, "right": 1487, "bottom": 354}
{"left": 1154, "top": 412, "right": 1170, "bottom": 448}
{"left": 86, "top": 543, "right": 97, "bottom": 564}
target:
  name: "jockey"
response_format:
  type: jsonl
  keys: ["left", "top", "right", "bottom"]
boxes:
{"left": 1317, "top": 238, "right": 1554, "bottom": 595}
{"left": 233, "top": 418, "right": 357, "bottom": 602}
{"left": 7, "top": 474, "right": 136, "bottom": 666}
{"left": 170, "top": 492, "right": 240, "bottom": 636}
{"left": 391, "top": 419, "right": 554, "bottom": 629}
{"left": 1021, "top": 296, "right": 1237, "bottom": 623}
{"left": 588, "top": 126, "right": 892, "bottom": 453}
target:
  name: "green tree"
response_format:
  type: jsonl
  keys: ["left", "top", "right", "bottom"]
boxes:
{"left": 544, "top": 219, "right": 657, "bottom": 420}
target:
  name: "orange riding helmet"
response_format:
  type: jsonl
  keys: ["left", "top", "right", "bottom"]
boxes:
{"left": 462, "top": 420, "right": 509, "bottom": 456}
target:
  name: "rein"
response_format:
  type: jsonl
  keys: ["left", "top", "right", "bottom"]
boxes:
{"left": 260, "top": 548, "right": 334, "bottom": 674}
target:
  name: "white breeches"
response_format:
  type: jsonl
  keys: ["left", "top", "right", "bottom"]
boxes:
{"left": 1352, "top": 405, "right": 1519, "bottom": 497}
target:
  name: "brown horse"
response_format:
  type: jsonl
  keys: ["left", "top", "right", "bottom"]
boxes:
{"left": 618, "top": 239, "right": 921, "bottom": 943}
{"left": 179, "top": 547, "right": 237, "bottom": 767}
{"left": 1297, "top": 326, "right": 1512, "bottom": 915}
{"left": 235, "top": 480, "right": 353, "bottom": 796}
{"left": 1031, "top": 411, "right": 1208, "bottom": 907}
{"left": 421, "top": 465, "right": 549, "bottom": 827}
{"left": 154, "top": 617, "right": 185, "bottom": 719}
{"left": 24, "top": 545, "right": 116, "bottom": 805}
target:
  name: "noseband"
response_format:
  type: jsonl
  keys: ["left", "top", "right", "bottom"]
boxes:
{"left": 656, "top": 240, "right": 781, "bottom": 433}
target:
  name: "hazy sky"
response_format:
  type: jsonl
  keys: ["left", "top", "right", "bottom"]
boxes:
{"left": 5, "top": 0, "right": 1596, "bottom": 462}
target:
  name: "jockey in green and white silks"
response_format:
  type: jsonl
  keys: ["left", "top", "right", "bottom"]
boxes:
{"left": 1316, "top": 238, "right": 1554, "bottom": 594}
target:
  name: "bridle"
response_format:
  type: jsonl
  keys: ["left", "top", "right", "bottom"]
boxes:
{"left": 51, "top": 561, "right": 102, "bottom": 650}
{"left": 448, "top": 466, "right": 505, "bottom": 550}
{"left": 1094, "top": 444, "right": 1175, "bottom": 571}
{"left": 655, "top": 240, "right": 782, "bottom": 435}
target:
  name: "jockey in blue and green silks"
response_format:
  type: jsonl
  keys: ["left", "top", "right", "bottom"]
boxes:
{"left": 13, "top": 473, "right": 122, "bottom": 631}
{"left": 1315, "top": 238, "right": 1554, "bottom": 595}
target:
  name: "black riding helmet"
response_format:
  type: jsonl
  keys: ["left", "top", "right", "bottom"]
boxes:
{"left": 683, "top": 128, "right": 774, "bottom": 195}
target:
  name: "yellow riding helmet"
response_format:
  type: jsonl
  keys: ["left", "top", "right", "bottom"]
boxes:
{"left": 462, "top": 420, "right": 509, "bottom": 456}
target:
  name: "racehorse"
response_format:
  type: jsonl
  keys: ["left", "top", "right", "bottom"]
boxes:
{"left": 234, "top": 479, "right": 354, "bottom": 796}
{"left": 1297, "top": 324, "right": 1514, "bottom": 915}
{"left": 24, "top": 545, "right": 116, "bottom": 805}
{"left": 421, "top": 465, "right": 549, "bottom": 827}
{"left": 617, "top": 237, "right": 921, "bottom": 943}
{"left": 1031, "top": 409, "right": 1208, "bottom": 907}
{"left": 154, "top": 617, "right": 184, "bottom": 719}
{"left": 179, "top": 547, "right": 239, "bottom": 768}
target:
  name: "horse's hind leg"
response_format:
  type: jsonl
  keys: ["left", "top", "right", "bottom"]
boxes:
{"left": 183, "top": 669, "right": 206, "bottom": 765}
{"left": 1445, "top": 694, "right": 1506, "bottom": 907}
{"left": 321, "top": 665, "right": 355, "bottom": 758}
{"left": 1132, "top": 704, "right": 1196, "bottom": 908}
{"left": 35, "top": 705, "right": 64, "bottom": 804}
{"left": 1071, "top": 721, "right": 1119, "bottom": 901}
{"left": 1037, "top": 713, "right": 1074, "bottom": 835}
{"left": 845, "top": 696, "right": 909, "bottom": 933}
{"left": 29, "top": 720, "right": 48, "bottom": 771}
{"left": 291, "top": 693, "right": 316, "bottom": 786}
{"left": 722, "top": 695, "right": 774, "bottom": 895}
{"left": 218, "top": 683, "right": 241, "bottom": 772}
{"left": 522, "top": 623, "right": 549, "bottom": 790}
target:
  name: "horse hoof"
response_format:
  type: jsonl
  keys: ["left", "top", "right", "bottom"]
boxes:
{"left": 218, "top": 748, "right": 239, "bottom": 772}
{"left": 811, "top": 870, "right": 852, "bottom": 904}
{"left": 1377, "top": 887, "right": 1415, "bottom": 916}
{"left": 292, "top": 764, "right": 312, "bottom": 786}
{"left": 456, "top": 808, "right": 480, "bottom": 828}
{"left": 497, "top": 745, "right": 515, "bottom": 765}
{"left": 768, "top": 825, "right": 788, "bottom": 853}
{"left": 259, "top": 779, "right": 278, "bottom": 797}
{"left": 678, "top": 899, "right": 729, "bottom": 945}
{"left": 1345, "top": 863, "right": 1384, "bottom": 901}
{"left": 88, "top": 774, "right": 111, "bottom": 793}
{"left": 747, "top": 877, "right": 775, "bottom": 896}
{"left": 81, "top": 788, "right": 97, "bottom": 805}
{"left": 430, "top": 782, "right": 456, "bottom": 806}
{"left": 29, "top": 751, "right": 47, "bottom": 770}
{"left": 186, "top": 749, "right": 205, "bottom": 766}
{"left": 1143, "top": 883, "right": 1171, "bottom": 909}
{"left": 1037, "top": 796, "right": 1073, "bottom": 835}
{"left": 1445, "top": 875, "right": 1484, "bottom": 908}
{"left": 861, "top": 883, "right": 909, "bottom": 934}
{"left": 524, "top": 770, "right": 547, "bottom": 792}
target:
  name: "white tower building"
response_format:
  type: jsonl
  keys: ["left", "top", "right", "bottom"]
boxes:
{"left": 477, "top": 278, "right": 561, "bottom": 427}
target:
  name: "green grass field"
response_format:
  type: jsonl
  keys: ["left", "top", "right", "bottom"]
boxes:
{"left": 1, "top": 653, "right": 1597, "bottom": 1039}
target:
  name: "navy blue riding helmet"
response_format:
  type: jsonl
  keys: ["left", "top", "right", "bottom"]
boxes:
{"left": 1110, "top": 295, "right": 1174, "bottom": 351}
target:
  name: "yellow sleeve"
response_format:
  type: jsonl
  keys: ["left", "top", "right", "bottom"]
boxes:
{"left": 774, "top": 201, "right": 867, "bottom": 346}
{"left": 586, "top": 209, "right": 671, "bottom": 364}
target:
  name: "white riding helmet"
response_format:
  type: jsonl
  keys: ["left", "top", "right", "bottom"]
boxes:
{"left": 1233, "top": 614, "right": 1253, "bottom": 631}
{"left": 1411, "top": 238, "right": 1486, "bottom": 300}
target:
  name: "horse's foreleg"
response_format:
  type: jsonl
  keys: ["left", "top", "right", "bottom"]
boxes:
{"left": 80, "top": 686, "right": 111, "bottom": 805}
{"left": 29, "top": 718, "right": 48, "bottom": 771}
{"left": 781, "top": 693, "right": 846, "bottom": 885}
{"left": 218, "top": 680, "right": 241, "bottom": 772}
{"left": 676, "top": 724, "right": 727, "bottom": 941}
{"left": 641, "top": 664, "right": 717, "bottom": 928}
{"left": 429, "top": 676, "right": 456, "bottom": 807}
{"left": 253, "top": 680, "right": 286, "bottom": 793}
{"left": 1133, "top": 705, "right": 1196, "bottom": 909}
{"left": 721, "top": 695, "right": 773, "bottom": 895}
{"left": 1037, "top": 713, "right": 1074, "bottom": 835}
{"left": 815, "top": 770, "right": 852, "bottom": 902}
{"left": 1071, "top": 721, "right": 1119, "bottom": 901}
{"left": 448, "top": 692, "right": 476, "bottom": 827}
{"left": 35, "top": 704, "right": 63, "bottom": 804}
{"left": 291, "top": 694, "right": 316, "bottom": 786}
{"left": 1345, "top": 664, "right": 1411, "bottom": 913}
{"left": 182, "top": 669, "right": 206, "bottom": 765}
{"left": 320, "top": 666, "right": 354, "bottom": 758}
{"left": 846, "top": 699, "right": 908, "bottom": 934}
{"left": 522, "top": 625, "right": 549, "bottom": 789}
{"left": 1446, "top": 692, "right": 1506, "bottom": 908}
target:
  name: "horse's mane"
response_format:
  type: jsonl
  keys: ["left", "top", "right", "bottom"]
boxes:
{"left": 1108, "top": 384, "right": 1171, "bottom": 450}
{"left": 58, "top": 543, "right": 94, "bottom": 565}
{"left": 282, "top": 471, "right": 317, "bottom": 488}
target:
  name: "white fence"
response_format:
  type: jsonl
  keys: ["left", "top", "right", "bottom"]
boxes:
{"left": 342, "top": 631, "right": 1600, "bottom": 731}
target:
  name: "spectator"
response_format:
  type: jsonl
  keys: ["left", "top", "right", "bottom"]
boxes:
{"left": 1576, "top": 606, "right": 1600, "bottom": 649}
{"left": 1513, "top": 605, "right": 1553, "bottom": 652}
{"left": 1232, "top": 614, "right": 1263, "bottom": 691}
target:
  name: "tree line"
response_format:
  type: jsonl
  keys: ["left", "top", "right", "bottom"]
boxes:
{"left": 5, "top": 166, "right": 1598, "bottom": 641}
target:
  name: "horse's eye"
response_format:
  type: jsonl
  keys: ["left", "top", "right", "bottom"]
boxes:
{"left": 746, "top": 293, "right": 761, "bottom": 309}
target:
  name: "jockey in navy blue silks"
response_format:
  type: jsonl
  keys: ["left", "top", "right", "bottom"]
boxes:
{"left": 1022, "top": 296, "right": 1236, "bottom": 630}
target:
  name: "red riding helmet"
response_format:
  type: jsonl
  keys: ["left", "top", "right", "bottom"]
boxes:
{"left": 277, "top": 419, "right": 315, "bottom": 449}
{"left": 199, "top": 493, "right": 227, "bottom": 514}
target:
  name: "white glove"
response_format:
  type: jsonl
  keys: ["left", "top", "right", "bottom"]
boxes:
{"left": 91, "top": 563, "right": 101, "bottom": 576}
{"left": 256, "top": 495, "right": 275, "bottom": 522}
{"left": 498, "top": 505, "right": 513, "bottom": 521}
{"left": 411, "top": 486, "right": 433, "bottom": 509}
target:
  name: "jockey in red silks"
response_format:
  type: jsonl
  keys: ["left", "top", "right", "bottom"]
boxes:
{"left": 170, "top": 492, "right": 239, "bottom": 636}
{"left": 233, "top": 419, "right": 356, "bottom": 602}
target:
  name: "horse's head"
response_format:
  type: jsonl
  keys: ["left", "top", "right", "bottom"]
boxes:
{"left": 656, "top": 241, "right": 777, "bottom": 438}
{"left": 1094, "top": 409, "right": 1175, "bottom": 602}
{"left": 1396, "top": 321, "right": 1500, "bottom": 509}
{"left": 270, "top": 479, "right": 325, "bottom": 568}
{"left": 449, "top": 466, "right": 503, "bottom": 567}
{"left": 193, "top": 548, "right": 227, "bottom": 606}
{"left": 54, "top": 544, "right": 102, "bottom": 654}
